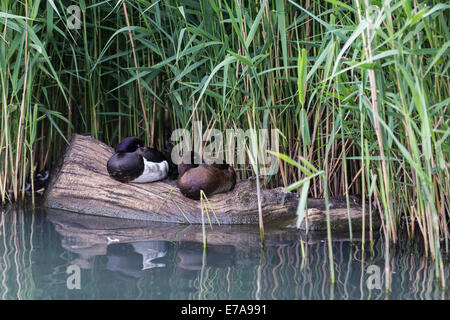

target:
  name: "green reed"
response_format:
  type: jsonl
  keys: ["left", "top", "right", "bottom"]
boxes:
{"left": 0, "top": 0, "right": 448, "bottom": 287}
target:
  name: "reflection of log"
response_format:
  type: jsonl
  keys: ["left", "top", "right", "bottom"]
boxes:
{"left": 44, "top": 134, "right": 379, "bottom": 230}
{"left": 46, "top": 208, "right": 298, "bottom": 251}
{"left": 47, "top": 208, "right": 378, "bottom": 270}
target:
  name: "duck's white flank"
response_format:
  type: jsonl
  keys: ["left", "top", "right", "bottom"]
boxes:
{"left": 131, "top": 159, "right": 168, "bottom": 183}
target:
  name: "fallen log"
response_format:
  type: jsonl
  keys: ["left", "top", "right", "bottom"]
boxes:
{"left": 44, "top": 134, "right": 380, "bottom": 231}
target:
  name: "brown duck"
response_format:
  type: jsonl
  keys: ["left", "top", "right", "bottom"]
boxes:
{"left": 177, "top": 152, "right": 236, "bottom": 200}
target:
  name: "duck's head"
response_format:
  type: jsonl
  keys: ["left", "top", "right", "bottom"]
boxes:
{"left": 178, "top": 151, "right": 203, "bottom": 177}
{"left": 115, "top": 137, "right": 144, "bottom": 153}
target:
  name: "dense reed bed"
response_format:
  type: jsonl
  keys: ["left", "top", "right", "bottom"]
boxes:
{"left": 0, "top": 0, "right": 449, "bottom": 287}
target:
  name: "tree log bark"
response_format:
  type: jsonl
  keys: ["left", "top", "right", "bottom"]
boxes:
{"left": 44, "top": 134, "right": 379, "bottom": 231}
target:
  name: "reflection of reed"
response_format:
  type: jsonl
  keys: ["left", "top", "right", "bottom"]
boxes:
{"left": 1, "top": 204, "right": 35, "bottom": 299}
{"left": 0, "top": 206, "right": 448, "bottom": 299}
{"left": 13, "top": 210, "right": 22, "bottom": 299}
{"left": 1, "top": 210, "right": 8, "bottom": 299}
{"left": 186, "top": 236, "right": 447, "bottom": 300}
{"left": 201, "top": 237, "right": 447, "bottom": 300}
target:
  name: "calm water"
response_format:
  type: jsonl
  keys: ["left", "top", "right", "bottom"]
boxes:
{"left": 0, "top": 202, "right": 448, "bottom": 300}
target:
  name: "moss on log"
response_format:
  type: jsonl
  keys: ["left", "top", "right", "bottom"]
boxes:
{"left": 44, "top": 134, "right": 379, "bottom": 231}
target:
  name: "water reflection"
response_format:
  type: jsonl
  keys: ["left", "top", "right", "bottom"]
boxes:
{"left": 0, "top": 203, "right": 448, "bottom": 299}
{"left": 106, "top": 241, "right": 168, "bottom": 279}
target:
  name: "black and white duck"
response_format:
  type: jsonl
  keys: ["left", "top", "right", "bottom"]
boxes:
{"left": 107, "top": 137, "right": 169, "bottom": 183}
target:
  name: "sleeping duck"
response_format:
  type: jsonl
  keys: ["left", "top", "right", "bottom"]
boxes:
{"left": 107, "top": 137, "right": 169, "bottom": 183}
{"left": 177, "top": 152, "right": 236, "bottom": 200}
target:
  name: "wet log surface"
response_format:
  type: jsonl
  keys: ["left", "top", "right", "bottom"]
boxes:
{"left": 44, "top": 134, "right": 380, "bottom": 231}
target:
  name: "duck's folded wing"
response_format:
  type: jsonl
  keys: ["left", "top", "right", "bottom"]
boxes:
{"left": 140, "top": 147, "right": 167, "bottom": 163}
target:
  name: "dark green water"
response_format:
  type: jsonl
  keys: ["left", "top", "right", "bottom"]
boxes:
{"left": 0, "top": 203, "right": 448, "bottom": 300}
